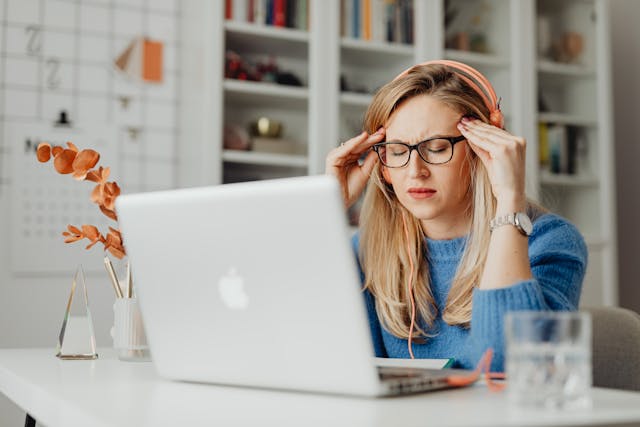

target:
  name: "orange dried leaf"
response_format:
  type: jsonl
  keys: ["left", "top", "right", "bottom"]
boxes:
{"left": 52, "top": 146, "right": 64, "bottom": 156}
{"left": 36, "top": 143, "right": 51, "bottom": 162}
{"left": 100, "top": 205, "right": 118, "bottom": 221}
{"left": 85, "top": 168, "right": 102, "bottom": 183}
{"left": 53, "top": 149, "right": 77, "bottom": 174}
{"left": 66, "top": 141, "right": 79, "bottom": 152}
{"left": 81, "top": 225, "right": 100, "bottom": 241}
{"left": 71, "top": 149, "right": 100, "bottom": 180}
{"left": 107, "top": 245, "right": 126, "bottom": 259}
{"left": 67, "top": 224, "right": 82, "bottom": 235}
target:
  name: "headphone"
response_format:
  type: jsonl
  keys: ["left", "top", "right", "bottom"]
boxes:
{"left": 388, "top": 60, "right": 503, "bottom": 358}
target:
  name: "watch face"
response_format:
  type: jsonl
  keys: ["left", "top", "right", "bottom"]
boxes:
{"left": 516, "top": 212, "right": 533, "bottom": 236}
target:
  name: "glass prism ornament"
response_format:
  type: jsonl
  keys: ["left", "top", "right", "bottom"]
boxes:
{"left": 56, "top": 265, "right": 98, "bottom": 360}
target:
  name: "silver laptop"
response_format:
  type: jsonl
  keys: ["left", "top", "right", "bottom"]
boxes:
{"left": 116, "top": 175, "right": 471, "bottom": 397}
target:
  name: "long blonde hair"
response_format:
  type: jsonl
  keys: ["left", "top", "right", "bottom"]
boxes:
{"left": 360, "top": 64, "right": 515, "bottom": 339}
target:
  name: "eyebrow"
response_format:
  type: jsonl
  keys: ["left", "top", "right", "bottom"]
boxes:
{"left": 385, "top": 134, "right": 460, "bottom": 144}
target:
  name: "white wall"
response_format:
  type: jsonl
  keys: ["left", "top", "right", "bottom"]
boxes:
{"left": 610, "top": 0, "right": 640, "bottom": 314}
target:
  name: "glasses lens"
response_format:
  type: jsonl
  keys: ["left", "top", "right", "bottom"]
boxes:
{"left": 418, "top": 139, "right": 453, "bottom": 164}
{"left": 378, "top": 143, "right": 409, "bottom": 167}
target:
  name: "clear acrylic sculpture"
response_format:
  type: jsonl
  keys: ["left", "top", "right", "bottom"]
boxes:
{"left": 56, "top": 265, "right": 98, "bottom": 360}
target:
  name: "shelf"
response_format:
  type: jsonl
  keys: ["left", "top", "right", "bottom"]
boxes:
{"left": 340, "top": 92, "right": 373, "bottom": 108}
{"left": 340, "top": 38, "right": 413, "bottom": 56}
{"left": 539, "top": 170, "right": 599, "bottom": 187}
{"left": 444, "top": 50, "right": 510, "bottom": 68}
{"left": 222, "top": 150, "right": 308, "bottom": 168}
{"left": 538, "top": 112, "right": 597, "bottom": 127}
{"left": 225, "top": 20, "right": 309, "bottom": 42}
{"left": 224, "top": 79, "right": 308, "bottom": 108}
{"left": 537, "top": 60, "right": 595, "bottom": 77}
{"left": 225, "top": 21, "right": 308, "bottom": 57}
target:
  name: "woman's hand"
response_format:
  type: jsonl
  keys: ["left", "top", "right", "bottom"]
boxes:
{"left": 325, "top": 128, "right": 385, "bottom": 208}
{"left": 457, "top": 117, "right": 526, "bottom": 212}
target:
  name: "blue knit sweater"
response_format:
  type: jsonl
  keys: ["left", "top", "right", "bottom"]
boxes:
{"left": 352, "top": 213, "right": 588, "bottom": 372}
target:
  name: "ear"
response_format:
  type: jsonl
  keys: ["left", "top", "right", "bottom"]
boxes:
{"left": 381, "top": 166, "right": 392, "bottom": 184}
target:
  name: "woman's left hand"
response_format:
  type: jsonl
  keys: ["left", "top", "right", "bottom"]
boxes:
{"left": 457, "top": 117, "right": 526, "bottom": 211}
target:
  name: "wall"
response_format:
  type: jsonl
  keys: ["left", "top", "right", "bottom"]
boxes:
{"left": 610, "top": 0, "right": 640, "bottom": 314}
{"left": 0, "top": 0, "right": 181, "bottom": 424}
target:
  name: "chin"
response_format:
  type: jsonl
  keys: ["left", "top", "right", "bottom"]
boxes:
{"left": 401, "top": 200, "right": 443, "bottom": 222}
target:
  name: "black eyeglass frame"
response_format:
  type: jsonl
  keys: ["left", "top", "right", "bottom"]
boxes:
{"left": 372, "top": 135, "right": 467, "bottom": 167}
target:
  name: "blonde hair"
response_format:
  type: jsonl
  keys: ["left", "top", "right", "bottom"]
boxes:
{"left": 359, "top": 64, "right": 539, "bottom": 340}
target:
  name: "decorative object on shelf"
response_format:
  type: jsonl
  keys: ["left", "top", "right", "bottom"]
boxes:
{"left": 249, "top": 117, "right": 283, "bottom": 138}
{"left": 36, "top": 142, "right": 125, "bottom": 259}
{"left": 114, "top": 36, "right": 164, "bottom": 83}
{"left": 56, "top": 265, "right": 98, "bottom": 360}
{"left": 550, "top": 32, "right": 585, "bottom": 64}
{"left": 250, "top": 136, "right": 306, "bottom": 155}
{"left": 537, "top": 15, "right": 552, "bottom": 58}
{"left": 444, "top": 0, "right": 490, "bottom": 53}
{"left": 223, "top": 124, "right": 251, "bottom": 150}
{"left": 225, "top": 51, "right": 303, "bottom": 86}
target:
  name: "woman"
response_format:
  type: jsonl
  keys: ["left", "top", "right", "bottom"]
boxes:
{"left": 325, "top": 60, "right": 587, "bottom": 371}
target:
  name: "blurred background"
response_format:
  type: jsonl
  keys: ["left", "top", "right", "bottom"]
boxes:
{"left": 0, "top": 0, "right": 638, "bottom": 423}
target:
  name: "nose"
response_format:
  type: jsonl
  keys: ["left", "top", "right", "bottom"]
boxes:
{"left": 406, "top": 148, "right": 430, "bottom": 179}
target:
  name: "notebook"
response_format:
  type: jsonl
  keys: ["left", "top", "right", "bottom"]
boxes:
{"left": 116, "top": 175, "right": 472, "bottom": 397}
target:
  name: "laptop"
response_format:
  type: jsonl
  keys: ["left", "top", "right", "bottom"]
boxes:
{"left": 116, "top": 175, "right": 473, "bottom": 397}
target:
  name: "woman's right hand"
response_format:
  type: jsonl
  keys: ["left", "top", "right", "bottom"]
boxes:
{"left": 325, "top": 128, "right": 385, "bottom": 208}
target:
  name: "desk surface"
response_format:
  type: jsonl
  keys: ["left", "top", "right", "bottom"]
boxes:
{"left": 2, "top": 348, "right": 640, "bottom": 427}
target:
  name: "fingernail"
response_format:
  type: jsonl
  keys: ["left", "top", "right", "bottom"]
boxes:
{"left": 376, "top": 127, "right": 385, "bottom": 134}
{"left": 461, "top": 117, "right": 471, "bottom": 123}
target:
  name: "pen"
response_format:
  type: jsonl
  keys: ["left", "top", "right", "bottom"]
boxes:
{"left": 104, "top": 256, "right": 124, "bottom": 299}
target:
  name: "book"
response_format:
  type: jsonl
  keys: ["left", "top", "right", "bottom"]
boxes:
{"left": 373, "top": 357, "right": 455, "bottom": 369}
{"left": 251, "top": 137, "right": 307, "bottom": 155}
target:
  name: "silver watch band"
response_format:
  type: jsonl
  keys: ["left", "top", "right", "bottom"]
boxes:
{"left": 490, "top": 213, "right": 516, "bottom": 232}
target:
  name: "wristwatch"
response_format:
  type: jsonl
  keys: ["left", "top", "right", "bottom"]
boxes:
{"left": 490, "top": 212, "right": 533, "bottom": 236}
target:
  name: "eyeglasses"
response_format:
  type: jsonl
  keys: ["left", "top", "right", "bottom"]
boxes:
{"left": 372, "top": 135, "right": 466, "bottom": 168}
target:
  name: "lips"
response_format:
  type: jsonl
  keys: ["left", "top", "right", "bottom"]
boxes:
{"left": 407, "top": 187, "right": 437, "bottom": 199}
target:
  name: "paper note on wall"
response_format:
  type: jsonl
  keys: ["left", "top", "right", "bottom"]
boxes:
{"left": 114, "top": 37, "right": 164, "bottom": 83}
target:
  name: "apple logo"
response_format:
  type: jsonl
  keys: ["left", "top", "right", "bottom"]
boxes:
{"left": 218, "top": 267, "right": 249, "bottom": 309}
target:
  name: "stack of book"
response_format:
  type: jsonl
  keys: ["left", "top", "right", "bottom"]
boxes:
{"left": 539, "top": 123, "right": 587, "bottom": 175}
{"left": 225, "top": 0, "right": 309, "bottom": 30}
{"left": 341, "top": 0, "right": 413, "bottom": 44}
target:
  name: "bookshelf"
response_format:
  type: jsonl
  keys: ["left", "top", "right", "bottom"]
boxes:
{"left": 179, "top": 0, "right": 617, "bottom": 307}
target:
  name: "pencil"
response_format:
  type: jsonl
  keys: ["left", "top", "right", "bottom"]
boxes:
{"left": 104, "top": 256, "right": 124, "bottom": 299}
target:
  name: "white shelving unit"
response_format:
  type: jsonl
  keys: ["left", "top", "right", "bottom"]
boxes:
{"left": 534, "top": 0, "right": 617, "bottom": 307}
{"left": 179, "top": 0, "right": 617, "bottom": 307}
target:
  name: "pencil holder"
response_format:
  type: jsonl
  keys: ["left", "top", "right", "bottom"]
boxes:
{"left": 111, "top": 298, "right": 151, "bottom": 362}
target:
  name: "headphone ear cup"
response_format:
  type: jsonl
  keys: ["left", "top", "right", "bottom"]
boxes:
{"left": 490, "top": 110, "right": 505, "bottom": 129}
{"left": 382, "top": 166, "right": 392, "bottom": 184}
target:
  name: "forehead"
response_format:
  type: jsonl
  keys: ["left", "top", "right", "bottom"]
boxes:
{"left": 385, "top": 94, "right": 461, "bottom": 142}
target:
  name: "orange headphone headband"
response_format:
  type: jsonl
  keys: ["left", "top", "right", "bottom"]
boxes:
{"left": 393, "top": 60, "right": 504, "bottom": 129}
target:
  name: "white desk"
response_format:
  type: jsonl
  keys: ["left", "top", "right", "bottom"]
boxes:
{"left": 2, "top": 349, "right": 640, "bottom": 427}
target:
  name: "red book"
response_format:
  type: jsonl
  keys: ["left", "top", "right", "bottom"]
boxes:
{"left": 225, "top": 0, "right": 232, "bottom": 20}
{"left": 274, "top": 0, "right": 286, "bottom": 27}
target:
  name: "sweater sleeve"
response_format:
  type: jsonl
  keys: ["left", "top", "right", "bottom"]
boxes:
{"left": 352, "top": 233, "right": 388, "bottom": 358}
{"left": 469, "top": 214, "right": 588, "bottom": 372}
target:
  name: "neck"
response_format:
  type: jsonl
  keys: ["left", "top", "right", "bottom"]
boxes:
{"left": 420, "top": 211, "right": 471, "bottom": 240}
